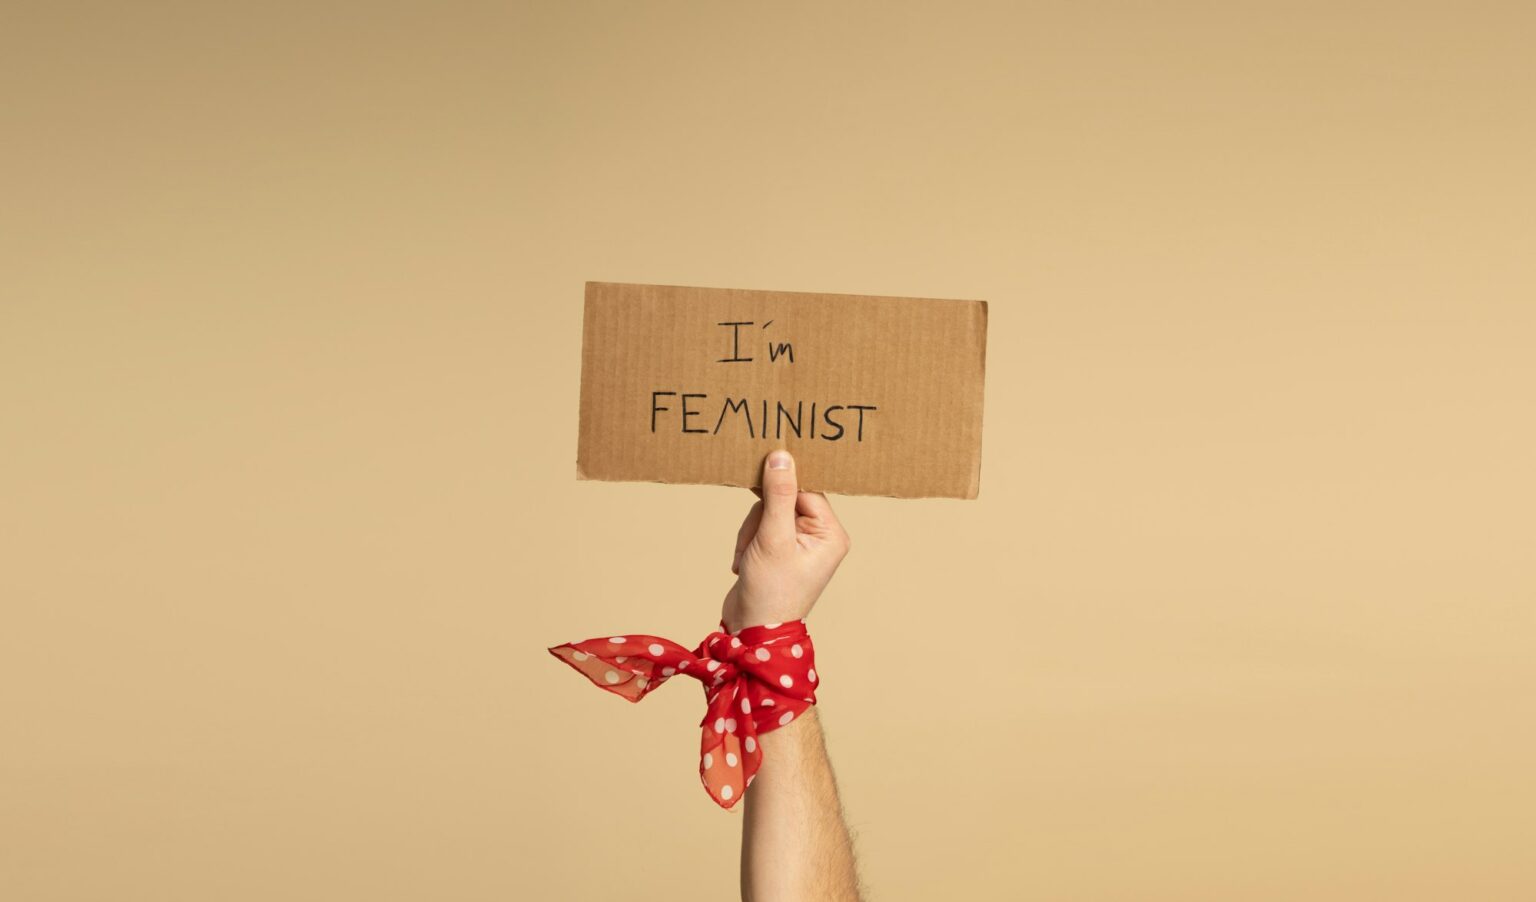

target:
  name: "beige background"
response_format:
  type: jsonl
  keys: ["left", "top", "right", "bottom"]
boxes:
{"left": 2, "top": 2, "right": 1532, "bottom": 900}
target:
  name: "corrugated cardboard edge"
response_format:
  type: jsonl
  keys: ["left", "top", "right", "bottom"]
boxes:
{"left": 968, "top": 299, "right": 989, "bottom": 500}
{"left": 575, "top": 471, "right": 981, "bottom": 501}
{"left": 583, "top": 279, "right": 989, "bottom": 308}
{"left": 573, "top": 280, "right": 990, "bottom": 501}
{"left": 573, "top": 281, "right": 599, "bottom": 483}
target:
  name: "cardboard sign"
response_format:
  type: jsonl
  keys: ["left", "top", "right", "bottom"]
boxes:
{"left": 576, "top": 282, "right": 988, "bottom": 499}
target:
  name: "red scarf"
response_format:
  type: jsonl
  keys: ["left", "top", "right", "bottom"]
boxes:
{"left": 548, "top": 620, "right": 818, "bottom": 808}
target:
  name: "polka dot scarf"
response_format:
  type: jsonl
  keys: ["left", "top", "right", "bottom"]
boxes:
{"left": 548, "top": 620, "right": 818, "bottom": 809}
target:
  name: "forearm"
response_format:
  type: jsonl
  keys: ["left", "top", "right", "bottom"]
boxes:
{"left": 741, "top": 708, "right": 861, "bottom": 901}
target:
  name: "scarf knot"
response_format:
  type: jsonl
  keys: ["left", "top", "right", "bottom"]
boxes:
{"left": 549, "top": 620, "right": 819, "bottom": 808}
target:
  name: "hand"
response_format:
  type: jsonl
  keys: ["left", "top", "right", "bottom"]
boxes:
{"left": 722, "top": 450, "right": 851, "bottom": 632}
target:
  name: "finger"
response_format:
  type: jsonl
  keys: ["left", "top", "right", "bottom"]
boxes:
{"left": 797, "top": 491, "right": 848, "bottom": 549}
{"left": 795, "top": 490, "right": 840, "bottom": 527}
{"left": 732, "top": 500, "right": 763, "bottom": 573}
{"left": 757, "top": 449, "right": 798, "bottom": 548}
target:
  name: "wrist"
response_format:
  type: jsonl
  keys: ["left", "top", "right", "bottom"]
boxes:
{"left": 723, "top": 586, "right": 812, "bottom": 633}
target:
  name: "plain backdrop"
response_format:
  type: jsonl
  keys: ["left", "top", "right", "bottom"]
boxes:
{"left": 2, "top": 2, "right": 1532, "bottom": 900}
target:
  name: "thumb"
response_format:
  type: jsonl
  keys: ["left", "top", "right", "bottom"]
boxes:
{"left": 757, "top": 449, "right": 798, "bottom": 548}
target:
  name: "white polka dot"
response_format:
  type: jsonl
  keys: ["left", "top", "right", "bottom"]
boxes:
{"left": 778, "top": 711, "right": 795, "bottom": 726}
{"left": 662, "top": 667, "right": 676, "bottom": 676}
{"left": 636, "top": 677, "right": 648, "bottom": 689}
{"left": 744, "top": 736, "right": 757, "bottom": 753}
{"left": 615, "top": 656, "right": 627, "bottom": 663}
{"left": 740, "top": 698, "right": 752, "bottom": 714}
{"left": 710, "top": 636, "right": 720, "bottom": 646}
{"left": 706, "top": 660, "right": 720, "bottom": 672}
{"left": 713, "top": 717, "right": 726, "bottom": 733}
{"left": 678, "top": 660, "right": 689, "bottom": 669}
{"left": 807, "top": 669, "right": 817, "bottom": 683}
{"left": 730, "top": 637, "right": 742, "bottom": 648}
{"left": 779, "top": 674, "right": 794, "bottom": 689}
{"left": 754, "top": 648, "right": 771, "bottom": 662}
{"left": 747, "top": 775, "right": 755, "bottom": 786}
{"left": 648, "top": 643, "right": 664, "bottom": 656}
{"left": 765, "top": 623, "right": 781, "bottom": 629}
{"left": 761, "top": 698, "right": 775, "bottom": 706}
{"left": 725, "top": 718, "right": 737, "bottom": 733}
{"left": 703, "top": 753, "right": 713, "bottom": 769}
{"left": 721, "top": 784, "right": 734, "bottom": 800}
{"left": 571, "top": 651, "right": 589, "bottom": 661}
{"left": 791, "top": 644, "right": 803, "bottom": 658}
{"left": 726, "top": 752, "right": 738, "bottom": 767}
{"left": 604, "top": 670, "right": 620, "bottom": 684}
{"left": 609, "top": 637, "right": 627, "bottom": 644}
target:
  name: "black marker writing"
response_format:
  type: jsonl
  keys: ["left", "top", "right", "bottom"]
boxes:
{"left": 717, "top": 320, "right": 796, "bottom": 364}
{"left": 765, "top": 320, "right": 794, "bottom": 363}
{"left": 681, "top": 393, "right": 708, "bottom": 433}
{"left": 714, "top": 397, "right": 754, "bottom": 437}
{"left": 651, "top": 392, "right": 877, "bottom": 442}
{"left": 821, "top": 405, "right": 844, "bottom": 441}
{"left": 651, "top": 391, "right": 676, "bottom": 432}
{"left": 776, "top": 401, "right": 802, "bottom": 439}
{"left": 848, "top": 404, "right": 877, "bottom": 441}
{"left": 717, "top": 322, "right": 754, "bottom": 363}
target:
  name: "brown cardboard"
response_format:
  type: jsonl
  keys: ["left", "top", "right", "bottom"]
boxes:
{"left": 576, "top": 282, "right": 987, "bottom": 499}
